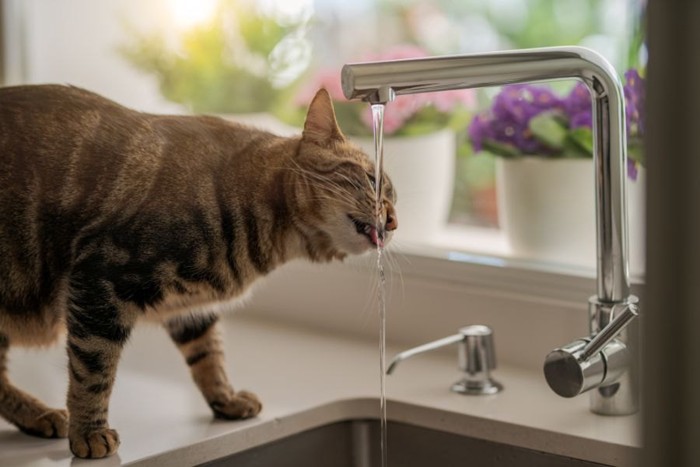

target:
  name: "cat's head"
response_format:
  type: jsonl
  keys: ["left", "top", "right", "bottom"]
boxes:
{"left": 294, "top": 89, "right": 398, "bottom": 258}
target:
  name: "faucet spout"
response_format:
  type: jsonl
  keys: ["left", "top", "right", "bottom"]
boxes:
{"left": 342, "top": 46, "right": 639, "bottom": 415}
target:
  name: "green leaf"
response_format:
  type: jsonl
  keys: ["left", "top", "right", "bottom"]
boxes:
{"left": 566, "top": 127, "right": 595, "bottom": 156}
{"left": 529, "top": 112, "right": 567, "bottom": 149}
{"left": 627, "top": 143, "right": 645, "bottom": 167}
{"left": 482, "top": 140, "right": 522, "bottom": 158}
{"left": 446, "top": 108, "right": 473, "bottom": 132}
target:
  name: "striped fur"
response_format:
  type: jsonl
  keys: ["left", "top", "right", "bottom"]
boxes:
{"left": 0, "top": 85, "right": 397, "bottom": 458}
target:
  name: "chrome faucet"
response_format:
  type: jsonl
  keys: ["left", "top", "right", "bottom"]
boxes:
{"left": 341, "top": 46, "right": 640, "bottom": 415}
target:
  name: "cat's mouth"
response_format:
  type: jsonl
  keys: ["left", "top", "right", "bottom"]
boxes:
{"left": 348, "top": 215, "right": 384, "bottom": 247}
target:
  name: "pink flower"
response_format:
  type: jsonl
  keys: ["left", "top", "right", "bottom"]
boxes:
{"left": 360, "top": 94, "right": 422, "bottom": 134}
{"left": 294, "top": 68, "right": 346, "bottom": 107}
{"left": 295, "top": 44, "right": 477, "bottom": 136}
{"left": 431, "top": 89, "right": 477, "bottom": 113}
{"left": 377, "top": 108, "right": 407, "bottom": 135}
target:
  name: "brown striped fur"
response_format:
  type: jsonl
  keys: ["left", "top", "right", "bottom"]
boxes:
{"left": 0, "top": 85, "right": 397, "bottom": 458}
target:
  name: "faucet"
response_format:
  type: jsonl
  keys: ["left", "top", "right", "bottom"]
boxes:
{"left": 341, "top": 46, "right": 640, "bottom": 416}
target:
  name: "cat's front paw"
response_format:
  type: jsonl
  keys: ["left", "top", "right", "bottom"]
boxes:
{"left": 69, "top": 427, "right": 120, "bottom": 459}
{"left": 17, "top": 408, "right": 69, "bottom": 439}
{"left": 210, "top": 390, "right": 262, "bottom": 420}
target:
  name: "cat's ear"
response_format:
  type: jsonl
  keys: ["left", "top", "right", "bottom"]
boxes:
{"left": 302, "top": 88, "right": 345, "bottom": 147}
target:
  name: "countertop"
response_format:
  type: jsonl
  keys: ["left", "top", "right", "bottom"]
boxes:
{"left": 0, "top": 315, "right": 640, "bottom": 466}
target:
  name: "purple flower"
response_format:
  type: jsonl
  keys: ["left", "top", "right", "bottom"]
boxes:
{"left": 468, "top": 113, "right": 494, "bottom": 152}
{"left": 623, "top": 69, "right": 645, "bottom": 180}
{"left": 492, "top": 85, "right": 562, "bottom": 122}
{"left": 564, "top": 83, "right": 593, "bottom": 129}
{"left": 627, "top": 158, "right": 638, "bottom": 181}
{"left": 468, "top": 68, "right": 644, "bottom": 180}
{"left": 564, "top": 72, "right": 645, "bottom": 136}
{"left": 624, "top": 69, "right": 645, "bottom": 136}
{"left": 468, "top": 84, "right": 563, "bottom": 155}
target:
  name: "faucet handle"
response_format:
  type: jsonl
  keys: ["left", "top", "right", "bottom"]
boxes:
{"left": 580, "top": 302, "right": 638, "bottom": 361}
{"left": 387, "top": 325, "right": 503, "bottom": 395}
{"left": 544, "top": 298, "right": 639, "bottom": 398}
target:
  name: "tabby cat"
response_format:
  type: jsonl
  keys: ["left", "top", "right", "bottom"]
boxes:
{"left": 0, "top": 85, "right": 397, "bottom": 459}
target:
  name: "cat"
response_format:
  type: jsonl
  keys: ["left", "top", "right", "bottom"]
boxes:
{"left": 0, "top": 85, "right": 397, "bottom": 459}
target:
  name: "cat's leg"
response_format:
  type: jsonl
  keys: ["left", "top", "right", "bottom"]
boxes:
{"left": 164, "top": 313, "right": 262, "bottom": 420}
{"left": 65, "top": 279, "right": 135, "bottom": 459}
{"left": 0, "top": 332, "right": 69, "bottom": 438}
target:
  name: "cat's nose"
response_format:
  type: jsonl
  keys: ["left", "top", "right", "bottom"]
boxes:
{"left": 385, "top": 210, "right": 398, "bottom": 231}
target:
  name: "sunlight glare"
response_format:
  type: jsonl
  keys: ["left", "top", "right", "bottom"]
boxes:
{"left": 258, "top": 0, "right": 313, "bottom": 23}
{"left": 168, "top": 0, "right": 218, "bottom": 30}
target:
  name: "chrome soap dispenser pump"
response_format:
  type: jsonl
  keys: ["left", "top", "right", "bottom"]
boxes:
{"left": 387, "top": 325, "right": 503, "bottom": 395}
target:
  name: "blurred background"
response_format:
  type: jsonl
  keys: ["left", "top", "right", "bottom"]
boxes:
{"left": 0, "top": 0, "right": 645, "bottom": 234}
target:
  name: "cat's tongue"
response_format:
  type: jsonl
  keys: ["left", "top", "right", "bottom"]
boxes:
{"left": 370, "top": 226, "right": 384, "bottom": 248}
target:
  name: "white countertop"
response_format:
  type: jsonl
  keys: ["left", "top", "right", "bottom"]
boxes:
{"left": 0, "top": 315, "right": 641, "bottom": 466}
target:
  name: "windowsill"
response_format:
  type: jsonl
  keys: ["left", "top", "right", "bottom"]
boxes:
{"left": 416, "top": 223, "right": 645, "bottom": 285}
{"left": 436, "top": 224, "right": 511, "bottom": 258}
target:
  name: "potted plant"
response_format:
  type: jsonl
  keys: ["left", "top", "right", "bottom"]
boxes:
{"left": 282, "top": 45, "right": 476, "bottom": 245}
{"left": 467, "top": 70, "right": 645, "bottom": 269}
{"left": 120, "top": 0, "right": 310, "bottom": 131}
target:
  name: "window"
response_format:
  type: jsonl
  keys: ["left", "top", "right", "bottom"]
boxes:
{"left": 1, "top": 0, "right": 645, "bottom": 274}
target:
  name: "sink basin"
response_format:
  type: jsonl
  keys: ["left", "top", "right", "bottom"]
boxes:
{"left": 200, "top": 419, "right": 612, "bottom": 467}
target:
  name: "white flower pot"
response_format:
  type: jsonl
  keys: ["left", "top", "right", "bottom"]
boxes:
{"left": 352, "top": 129, "right": 456, "bottom": 246}
{"left": 497, "top": 158, "right": 645, "bottom": 273}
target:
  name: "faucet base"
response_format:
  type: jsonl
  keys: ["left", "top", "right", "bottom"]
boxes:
{"left": 451, "top": 378, "right": 503, "bottom": 396}
{"left": 588, "top": 295, "right": 640, "bottom": 415}
{"left": 589, "top": 383, "right": 637, "bottom": 416}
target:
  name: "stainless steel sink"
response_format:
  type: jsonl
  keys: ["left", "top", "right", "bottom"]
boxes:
{"left": 199, "top": 420, "right": 612, "bottom": 467}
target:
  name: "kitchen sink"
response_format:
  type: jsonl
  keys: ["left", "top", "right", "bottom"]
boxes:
{"left": 199, "top": 419, "right": 612, "bottom": 467}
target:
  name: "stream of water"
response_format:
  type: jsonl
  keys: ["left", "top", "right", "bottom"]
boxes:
{"left": 370, "top": 103, "right": 388, "bottom": 467}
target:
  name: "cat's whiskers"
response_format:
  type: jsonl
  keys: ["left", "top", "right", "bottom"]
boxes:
{"left": 285, "top": 161, "right": 393, "bottom": 231}
{"left": 358, "top": 254, "right": 382, "bottom": 331}
{"left": 286, "top": 161, "right": 366, "bottom": 194}
{"left": 285, "top": 164, "right": 360, "bottom": 208}
{"left": 382, "top": 246, "right": 406, "bottom": 304}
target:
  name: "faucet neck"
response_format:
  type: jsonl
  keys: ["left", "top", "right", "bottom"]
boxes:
{"left": 342, "top": 46, "right": 630, "bottom": 301}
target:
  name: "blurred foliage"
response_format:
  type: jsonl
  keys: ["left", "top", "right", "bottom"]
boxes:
{"left": 120, "top": 0, "right": 642, "bottom": 228}
{"left": 626, "top": 3, "right": 647, "bottom": 70}
{"left": 484, "top": 0, "right": 604, "bottom": 49}
{"left": 376, "top": 0, "right": 634, "bottom": 227}
{"left": 121, "top": 0, "right": 309, "bottom": 114}
{"left": 379, "top": 0, "right": 608, "bottom": 54}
